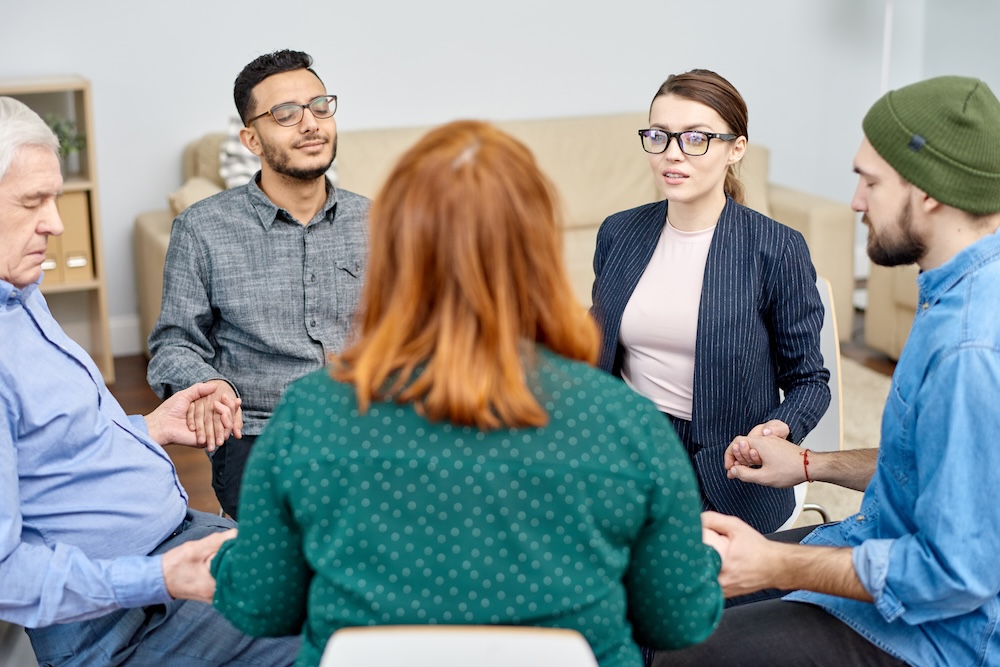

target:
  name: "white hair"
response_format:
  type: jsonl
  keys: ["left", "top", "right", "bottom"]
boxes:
{"left": 0, "top": 96, "right": 60, "bottom": 183}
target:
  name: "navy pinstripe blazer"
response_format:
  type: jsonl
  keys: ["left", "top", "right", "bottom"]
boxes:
{"left": 591, "top": 196, "right": 831, "bottom": 532}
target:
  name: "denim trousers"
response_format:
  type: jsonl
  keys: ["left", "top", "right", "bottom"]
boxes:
{"left": 26, "top": 509, "right": 300, "bottom": 666}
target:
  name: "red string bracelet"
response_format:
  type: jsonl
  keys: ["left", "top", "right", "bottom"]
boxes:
{"left": 802, "top": 448, "right": 812, "bottom": 483}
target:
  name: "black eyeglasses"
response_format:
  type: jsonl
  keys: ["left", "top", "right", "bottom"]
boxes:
{"left": 638, "top": 128, "right": 738, "bottom": 156}
{"left": 246, "top": 94, "right": 338, "bottom": 127}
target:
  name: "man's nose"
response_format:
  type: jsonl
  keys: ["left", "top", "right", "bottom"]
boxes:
{"left": 299, "top": 107, "right": 320, "bottom": 132}
{"left": 849, "top": 182, "right": 866, "bottom": 213}
{"left": 41, "top": 198, "right": 65, "bottom": 237}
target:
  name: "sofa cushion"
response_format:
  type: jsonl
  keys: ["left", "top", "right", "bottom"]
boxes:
{"left": 497, "top": 113, "right": 658, "bottom": 229}
{"left": 168, "top": 176, "right": 224, "bottom": 216}
{"left": 740, "top": 143, "right": 771, "bottom": 218}
{"left": 219, "top": 117, "right": 262, "bottom": 189}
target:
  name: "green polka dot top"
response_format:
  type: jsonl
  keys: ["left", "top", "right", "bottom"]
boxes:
{"left": 212, "top": 346, "right": 722, "bottom": 667}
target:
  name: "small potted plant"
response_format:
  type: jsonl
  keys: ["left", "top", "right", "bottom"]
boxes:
{"left": 43, "top": 113, "right": 85, "bottom": 175}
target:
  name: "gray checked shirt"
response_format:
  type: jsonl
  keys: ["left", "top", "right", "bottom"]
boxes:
{"left": 147, "top": 175, "right": 370, "bottom": 435}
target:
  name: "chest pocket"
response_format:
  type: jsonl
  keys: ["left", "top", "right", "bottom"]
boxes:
{"left": 337, "top": 258, "right": 364, "bottom": 278}
{"left": 880, "top": 382, "right": 915, "bottom": 487}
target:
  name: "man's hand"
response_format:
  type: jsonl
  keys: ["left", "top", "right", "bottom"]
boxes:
{"left": 145, "top": 382, "right": 239, "bottom": 448}
{"left": 185, "top": 380, "right": 243, "bottom": 452}
{"left": 161, "top": 529, "right": 237, "bottom": 603}
{"left": 703, "top": 511, "right": 871, "bottom": 601}
{"left": 746, "top": 419, "right": 790, "bottom": 439}
{"left": 726, "top": 434, "right": 806, "bottom": 488}
{"left": 702, "top": 524, "right": 730, "bottom": 560}
{"left": 701, "top": 511, "right": 782, "bottom": 597}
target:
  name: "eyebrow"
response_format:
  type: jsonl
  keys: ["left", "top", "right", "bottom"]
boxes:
{"left": 20, "top": 188, "right": 62, "bottom": 203}
{"left": 853, "top": 165, "right": 875, "bottom": 180}
{"left": 649, "top": 122, "right": 717, "bottom": 132}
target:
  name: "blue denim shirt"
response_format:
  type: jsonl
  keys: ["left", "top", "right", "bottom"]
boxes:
{"left": 787, "top": 231, "right": 1000, "bottom": 666}
{"left": 0, "top": 279, "right": 184, "bottom": 627}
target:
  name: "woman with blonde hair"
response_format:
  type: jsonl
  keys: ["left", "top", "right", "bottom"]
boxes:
{"left": 210, "top": 120, "right": 722, "bottom": 666}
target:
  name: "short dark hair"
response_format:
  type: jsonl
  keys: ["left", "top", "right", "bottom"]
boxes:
{"left": 233, "top": 49, "right": 324, "bottom": 125}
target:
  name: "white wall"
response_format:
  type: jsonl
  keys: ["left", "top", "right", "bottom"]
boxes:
{"left": 923, "top": 0, "right": 1000, "bottom": 87}
{"left": 0, "top": 0, "right": 951, "bottom": 356}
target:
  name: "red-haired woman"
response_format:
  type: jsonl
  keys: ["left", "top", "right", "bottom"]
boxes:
{"left": 591, "top": 70, "right": 830, "bottom": 534}
{"left": 210, "top": 120, "right": 722, "bottom": 667}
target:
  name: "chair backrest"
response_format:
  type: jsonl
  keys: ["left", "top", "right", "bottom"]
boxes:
{"left": 779, "top": 275, "right": 843, "bottom": 531}
{"left": 319, "top": 625, "right": 600, "bottom": 667}
{"left": 806, "top": 275, "right": 844, "bottom": 453}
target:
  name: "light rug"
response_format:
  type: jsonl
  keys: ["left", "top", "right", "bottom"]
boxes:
{"left": 794, "top": 357, "right": 893, "bottom": 527}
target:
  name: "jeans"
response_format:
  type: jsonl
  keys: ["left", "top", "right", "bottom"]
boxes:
{"left": 26, "top": 510, "right": 299, "bottom": 666}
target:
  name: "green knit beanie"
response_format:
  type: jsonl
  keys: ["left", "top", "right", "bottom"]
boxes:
{"left": 862, "top": 76, "right": 1000, "bottom": 214}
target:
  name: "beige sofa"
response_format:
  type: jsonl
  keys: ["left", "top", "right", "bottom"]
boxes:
{"left": 864, "top": 263, "right": 919, "bottom": 360}
{"left": 134, "top": 112, "right": 856, "bottom": 354}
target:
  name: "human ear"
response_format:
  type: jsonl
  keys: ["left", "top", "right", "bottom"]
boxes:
{"left": 913, "top": 186, "right": 940, "bottom": 214}
{"left": 727, "top": 136, "right": 747, "bottom": 165}
{"left": 239, "top": 126, "right": 263, "bottom": 157}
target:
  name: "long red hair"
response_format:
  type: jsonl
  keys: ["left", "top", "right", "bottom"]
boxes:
{"left": 331, "top": 120, "right": 599, "bottom": 429}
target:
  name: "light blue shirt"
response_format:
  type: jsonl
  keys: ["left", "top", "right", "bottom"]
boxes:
{"left": 788, "top": 231, "right": 1000, "bottom": 666}
{"left": 0, "top": 278, "right": 187, "bottom": 628}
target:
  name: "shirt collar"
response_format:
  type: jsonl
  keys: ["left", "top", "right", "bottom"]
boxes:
{"left": 246, "top": 172, "right": 340, "bottom": 230}
{"left": 917, "top": 229, "right": 1000, "bottom": 306}
{"left": 0, "top": 276, "right": 39, "bottom": 309}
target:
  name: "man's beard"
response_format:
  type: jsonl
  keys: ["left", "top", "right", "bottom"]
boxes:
{"left": 262, "top": 134, "right": 337, "bottom": 181}
{"left": 865, "top": 199, "right": 926, "bottom": 267}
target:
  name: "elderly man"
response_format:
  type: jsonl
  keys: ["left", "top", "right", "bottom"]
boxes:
{"left": 0, "top": 97, "right": 297, "bottom": 666}
{"left": 652, "top": 75, "right": 1000, "bottom": 667}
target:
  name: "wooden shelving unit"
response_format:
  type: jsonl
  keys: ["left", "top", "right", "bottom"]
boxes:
{"left": 0, "top": 75, "right": 114, "bottom": 382}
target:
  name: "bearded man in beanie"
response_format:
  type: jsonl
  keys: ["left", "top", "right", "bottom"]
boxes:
{"left": 652, "top": 76, "right": 1000, "bottom": 667}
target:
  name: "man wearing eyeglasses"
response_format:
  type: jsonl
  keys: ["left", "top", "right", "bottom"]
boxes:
{"left": 148, "top": 49, "right": 370, "bottom": 519}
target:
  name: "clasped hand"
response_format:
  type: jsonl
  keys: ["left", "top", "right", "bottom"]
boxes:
{"left": 726, "top": 420, "right": 807, "bottom": 488}
{"left": 145, "top": 381, "right": 242, "bottom": 450}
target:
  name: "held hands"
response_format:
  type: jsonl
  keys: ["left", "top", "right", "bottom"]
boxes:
{"left": 185, "top": 380, "right": 243, "bottom": 452}
{"left": 145, "top": 382, "right": 240, "bottom": 448}
{"left": 161, "top": 528, "right": 237, "bottom": 603}
{"left": 725, "top": 434, "right": 807, "bottom": 488}
{"left": 701, "top": 511, "right": 780, "bottom": 598}
{"left": 746, "top": 419, "right": 790, "bottom": 439}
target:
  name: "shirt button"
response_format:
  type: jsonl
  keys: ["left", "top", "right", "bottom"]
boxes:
{"left": 921, "top": 302, "right": 929, "bottom": 310}
{"left": 310, "top": 319, "right": 317, "bottom": 327}
{"left": 310, "top": 274, "right": 317, "bottom": 283}
{"left": 856, "top": 514, "right": 865, "bottom": 521}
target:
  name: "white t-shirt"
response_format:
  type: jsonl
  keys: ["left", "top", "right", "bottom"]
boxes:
{"left": 619, "top": 219, "right": 716, "bottom": 420}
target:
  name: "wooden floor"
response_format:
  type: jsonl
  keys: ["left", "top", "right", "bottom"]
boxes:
{"left": 106, "top": 307, "right": 896, "bottom": 516}
{"left": 109, "top": 355, "right": 220, "bottom": 514}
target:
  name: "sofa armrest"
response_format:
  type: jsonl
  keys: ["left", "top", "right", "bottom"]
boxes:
{"left": 863, "top": 263, "right": 919, "bottom": 360}
{"left": 134, "top": 209, "right": 174, "bottom": 357}
{"left": 767, "top": 183, "right": 856, "bottom": 342}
